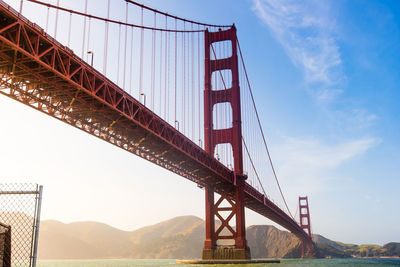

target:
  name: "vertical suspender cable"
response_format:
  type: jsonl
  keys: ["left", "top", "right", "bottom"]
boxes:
{"left": 86, "top": 18, "right": 91, "bottom": 61}
{"left": 187, "top": 24, "right": 191, "bottom": 136}
{"left": 221, "top": 41, "right": 226, "bottom": 164}
{"left": 188, "top": 23, "right": 191, "bottom": 139}
{"left": 225, "top": 40, "right": 229, "bottom": 166}
{"left": 129, "top": 18, "right": 134, "bottom": 95}
{"left": 217, "top": 42, "right": 220, "bottom": 159}
{"left": 210, "top": 41, "right": 231, "bottom": 162}
{"left": 54, "top": 0, "right": 60, "bottom": 39}
{"left": 103, "top": 0, "right": 110, "bottom": 75}
{"left": 243, "top": 60, "right": 248, "bottom": 175}
{"left": 45, "top": 6, "right": 50, "bottom": 32}
{"left": 164, "top": 16, "right": 168, "bottom": 119}
{"left": 117, "top": 24, "right": 121, "bottom": 85}
{"left": 182, "top": 22, "right": 185, "bottom": 134}
{"left": 159, "top": 19, "right": 163, "bottom": 115}
{"left": 81, "top": 0, "right": 88, "bottom": 59}
{"left": 198, "top": 25, "right": 201, "bottom": 146}
{"left": 139, "top": 7, "right": 144, "bottom": 97}
{"left": 227, "top": 40, "right": 232, "bottom": 167}
{"left": 67, "top": 12, "right": 72, "bottom": 47}
{"left": 191, "top": 24, "right": 195, "bottom": 140}
{"left": 167, "top": 27, "right": 171, "bottom": 123}
{"left": 221, "top": 42, "right": 224, "bottom": 162}
{"left": 219, "top": 42, "right": 223, "bottom": 162}
{"left": 174, "top": 19, "right": 177, "bottom": 128}
{"left": 151, "top": 12, "right": 156, "bottom": 110}
{"left": 165, "top": 16, "right": 169, "bottom": 122}
{"left": 123, "top": 2, "right": 128, "bottom": 90}
{"left": 19, "top": 0, "right": 23, "bottom": 13}
{"left": 213, "top": 43, "right": 218, "bottom": 158}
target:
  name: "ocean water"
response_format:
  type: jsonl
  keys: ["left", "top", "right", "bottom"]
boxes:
{"left": 36, "top": 258, "right": 400, "bottom": 267}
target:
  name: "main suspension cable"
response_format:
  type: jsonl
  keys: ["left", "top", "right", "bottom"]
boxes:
{"left": 237, "top": 40, "right": 294, "bottom": 220}
{"left": 242, "top": 138, "right": 266, "bottom": 196}
{"left": 27, "top": 0, "right": 204, "bottom": 33}
{"left": 125, "top": 0, "right": 230, "bottom": 28}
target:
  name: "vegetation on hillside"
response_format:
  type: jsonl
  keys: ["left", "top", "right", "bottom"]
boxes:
{"left": 314, "top": 235, "right": 398, "bottom": 258}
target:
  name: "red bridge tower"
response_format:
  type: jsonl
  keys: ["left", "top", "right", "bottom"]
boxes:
{"left": 202, "top": 25, "right": 251, "bottom": 260}
{"left": 299, "top": 196, "right": 314, "bottom": 257}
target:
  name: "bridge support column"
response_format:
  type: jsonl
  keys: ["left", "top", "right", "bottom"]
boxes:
{"left": 299, "top": 196, "right": 314, "bottom": 258}
{"left": 201, "top": 182, "right": 250, "bottom": 260}
{"left": 202, "top": 26, "right": 250, "bottom": 260}
{"left": 203, "top": 185, "right": 216, "bottom": 250}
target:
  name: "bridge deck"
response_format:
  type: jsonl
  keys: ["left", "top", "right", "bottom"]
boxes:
{"left": 0, "top": 0, "right": 311, "bottom": 244}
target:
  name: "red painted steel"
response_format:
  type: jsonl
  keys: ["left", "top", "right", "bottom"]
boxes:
{"left": 299, "top": 196, "right": 311, "bottom": 236}
{"left": 0, "top": 0, "right": 313, "bottom": 252}
{"left": 299, "top": 196, "right": 313, "bottom": 257}
{"left": 203, "top": 26, "right": 248, "bottom": 252}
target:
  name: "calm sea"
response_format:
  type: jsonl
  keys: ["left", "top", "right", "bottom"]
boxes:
{"left": 36, "top": 258, "right": 400, "bottom": 267}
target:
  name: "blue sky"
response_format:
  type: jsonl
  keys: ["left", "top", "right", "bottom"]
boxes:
{"left": 1, "top": 0, "right": 399, "bottom": 245}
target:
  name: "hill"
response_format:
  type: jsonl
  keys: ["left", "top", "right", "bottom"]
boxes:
{"left": 35, "top": 216, "right": 399, "bottom": 259}
{"left": 384, "top": 243, "right": 400, "bottom": 256}
{"left": 38, "top": 216, "right": 205, "bottom": 259}
{"left": 38, "top": 216, "right": 303, "bottom": 259}
{"left": 38, "top": 220, "right": 132, "bottom": 259}
{"left": 247, "top": 225, "right": 302, "bottom": 258}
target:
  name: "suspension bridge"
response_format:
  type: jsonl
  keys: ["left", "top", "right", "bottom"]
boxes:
{"left": 0, "top": 0, "right": 314, "bottom": 260}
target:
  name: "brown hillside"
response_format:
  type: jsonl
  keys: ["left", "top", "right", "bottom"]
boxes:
{"left": 247, "top": 225, "right": 302, "bottom": 258}
{"left": 38, "top": 216, "right": 206, "bottom": 259}
{"left": 38, "top": 220, "right": 133, "bottom": 259}
{"left": 36, "top": 215, "right": 399, "bottom": 259}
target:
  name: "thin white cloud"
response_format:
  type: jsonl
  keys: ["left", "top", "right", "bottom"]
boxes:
{"left": 273, "top": 136, "right": 380, "bottom": 194}
{"left": 324, "top": 108, "right": 379, "bottom": 132}
{"left": 278, "top": 136, "right": 378, "bottom": 169}
{"left": 351, "top": 109, "right": 378, "bottom": 128}
{"left": 252, "top": 0, "right": 343, "bottom": 102}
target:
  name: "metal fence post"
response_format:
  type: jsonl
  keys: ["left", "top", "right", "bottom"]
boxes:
{"left": 32, "top": 185, "right": 42, "bottom": 267}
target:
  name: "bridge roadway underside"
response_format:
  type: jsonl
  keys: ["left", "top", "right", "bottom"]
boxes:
{"left": 0, "top": 1, "right": 312, "bottom": 249}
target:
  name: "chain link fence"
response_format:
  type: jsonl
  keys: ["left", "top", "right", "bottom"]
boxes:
{"left": 0, "top": 184, "right": 43, "bottom": 267}
{"left": 0, "top": 222, "right": 11, "bottom": 267}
